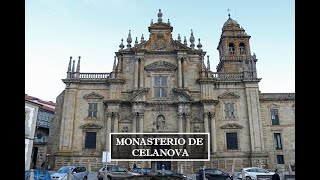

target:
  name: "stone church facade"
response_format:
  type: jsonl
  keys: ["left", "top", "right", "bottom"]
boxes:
{"left": 48, "top": 10, "right": 295, "bottom": 172}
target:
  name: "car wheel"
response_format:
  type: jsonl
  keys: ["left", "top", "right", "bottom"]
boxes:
{"left": 226, "top": 177, "right": 231, "bottom": 180}
{"left": 245, "top": 177, "right": 251, "bottom": 180}
{"left": 83, "top": 176, "right": 87, "bottom": 180}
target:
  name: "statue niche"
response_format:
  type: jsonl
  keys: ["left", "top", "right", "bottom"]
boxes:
{"left": 156, "top": 115, "right": 166, "bottom": 129}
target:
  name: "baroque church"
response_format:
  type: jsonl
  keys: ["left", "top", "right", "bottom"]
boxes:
{"left": 47, "top": 9, "right": 295, "bottom": 172}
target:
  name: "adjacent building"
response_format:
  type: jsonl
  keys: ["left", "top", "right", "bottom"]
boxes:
{"left": 48, "top": 10, "right": 295, "bottom": 172}
{"left": 25, "top": 95, "right": 56, "bottom": 169}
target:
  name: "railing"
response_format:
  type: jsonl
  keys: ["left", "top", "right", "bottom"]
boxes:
{"left": 79, "top": 73, "right": 111, "bottom": 79}
{"left": 211, "top": 72, "right": 244, "bottom": 80}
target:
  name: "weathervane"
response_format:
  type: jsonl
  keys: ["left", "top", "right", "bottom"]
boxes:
{"left": 227, "top": 8, "right": 231, "bottom": 18}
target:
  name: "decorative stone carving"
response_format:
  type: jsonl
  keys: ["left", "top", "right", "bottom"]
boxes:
{"left": 80, "top": 123, "right": 103, "bottom": 129}
{"left": 218, "top": 92, "right": 240, "bottom": 99}
{"left": 220, "top": 123, "right": 243, "bottom": 129}
{"left": 144, "top": 60, "right": 177, "bottom": 72}
{"left": 83, "top": 92, "right": 104, "bottom": 99}
{"left": 154, "top": 33, "right": 165, "bottom": 50}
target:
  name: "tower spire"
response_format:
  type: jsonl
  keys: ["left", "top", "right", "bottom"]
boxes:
{"left": 76, "top": 56, "right": 81, "bottom": 72}
{"left": 189, "top": 29, "right": 195, "bottom": 49}
{"left": 207, "top": 55, "right": 210, "bottom": 70}
{"left": 67, "top": 56, "right": 72, "bottom": 72}
{"left": 127, "top": 30, "right": 132, "bottom": 48}
{"left": 227, "top": 8, "right": 231, "bottom": 18}
{"left": 113, "top": 56, "right": 117, "bottom": 71}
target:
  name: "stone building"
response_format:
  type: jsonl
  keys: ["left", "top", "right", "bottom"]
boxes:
{"left": 25, "top": 95, "right": 56, "bottom": 169}
{"left": 48, "top": 10, "right": 295, "bottom": 172}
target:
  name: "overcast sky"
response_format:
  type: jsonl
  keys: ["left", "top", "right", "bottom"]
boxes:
{"left": 26, "top": 0, "right": 295, "bottom": 102}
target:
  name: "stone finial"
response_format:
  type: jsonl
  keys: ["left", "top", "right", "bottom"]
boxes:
{"left": 113, "top": 56, "right": 117, "bottom": 71}
{"left": 151, "top": 19, "right": 153, "bottom": 25}
{"left": 177, "top": 34, "right": 181, "bottom": 43}
{"left": 201, "top": 56, "right": 206, "bottom": 70}
{"left": 158, "top": 9, "right": 163, "bottom": 23}
{"left": 72, "top": 60, "right": 75, "bottom": 73}
{"left": 167, "top": 19, "right": 170, "bottom": 25}
{"left": 67, "top": 56, "right": 72, "bottom": 72}
{"left": 207, "top": 55, "right": 210, "bottom": 70}
{"left": 127, "top": 30, "right": 132, "bottom": 48}
{"left": 189, "top": 29, "right": 195, "bottom": 49}
{"left": 76, "top": 56, "right": 81, "bottom": 72}
{"left": 119, "top": 38, "right": 124, "bottom": 49}
{"left": 183, "top": 36, "right": 187, "bottom": 46}
{"left": 140, "top": 34, "right": 144, "bottom": 43}
{"left": 134, "top": 37, "right": 138, "bottom": 47}
{"left": 197, "top": 38, "right": 202, "bottom": 50}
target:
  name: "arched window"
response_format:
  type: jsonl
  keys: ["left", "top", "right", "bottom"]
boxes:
{"left": 239, "top": 42, "right": 246, "bottom": 55}
{"left": 228, "top": 43, "right": 235, "bottom": 54}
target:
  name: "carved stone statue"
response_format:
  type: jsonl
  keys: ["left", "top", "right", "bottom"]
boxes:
{"left": 157, "top": 115, "right": 165, "bottom": 129}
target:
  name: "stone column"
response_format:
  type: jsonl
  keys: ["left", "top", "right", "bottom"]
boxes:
{"left": 210, "top": 113, "right": 216, "bottom": 153}
{"left": 106, "top": 113, "right": 112, "bottom": 151}
{"left": 185, "top": 114, "right": 191, "bottom": 153}
{"left": 203, "top": 112, "right": 209, "bottom": 154}
{"left": 183, "top": 58, "right": 187, "bottom": 88}
{"left": 139, "top": 59, "right": 144, "bottom": 88}
{"left": 139, "top": 113, "right": 144, "bottom": 133}
{"left": 178, "top": 113, "right": 183, "bottom": 133}
{"left": 132, "top": 113, "right": 137, "bottom": 133}
{"left": 113, "top": 113, "right": 119, "bottom": 133}
{"left": 134, "top": 58, "right": 139, "bottom": 89}
{"left": 178, "top": 58, "right": 182, "bottom": 88}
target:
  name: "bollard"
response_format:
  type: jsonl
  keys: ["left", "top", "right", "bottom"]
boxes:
{"left": 67, "top": 168, "right": 72, "bottom": 180}
{"left": 241, "top": 169, "right": 246, "bottom": 180}
{"left": 29, "top": 169, "right": 34, "bottom": 180}
{"left": 103, "top": 166, "right": 108, "bottom": 180}
{"left": 88, "top": 163, "right": 91, "bottom": 173}
{"left": 288, "top": 163, "right": 292, "bottom": 175}
{"left": 202, "top": 166, "right": 206, "bottom": 180}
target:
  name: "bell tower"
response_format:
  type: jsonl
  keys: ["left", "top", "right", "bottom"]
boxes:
{"left": 216, "top": 13, "right": 255, "bottom": 75}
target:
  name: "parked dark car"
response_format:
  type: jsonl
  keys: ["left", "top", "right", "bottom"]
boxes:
{"left": 132, "top": 168, "right": 151, "bottom": 175}
{"left": 196, "top": 168, "right": 232, "bottom": 180}
{"left": 154, "top": 169, "right": 187, "bottom": 180}
{"left": 97, "top": 165, "right": 139, "bottom": 180}
{"left": 25, "top": 170, "right": 51, "bottom": 180}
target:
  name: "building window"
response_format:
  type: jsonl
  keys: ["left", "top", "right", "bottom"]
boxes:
{"left": 277, "top": 155, "right": 284, "bottom": 164}
{"left": 224, "top": 103, "right": 236, "bottom": 119}
{"left": 85, "top": 132, "right": 96, "bottom": 149}
{"left": 228, "top": 43, "right": 235, "bottom": 54}
{"left": 226, "top": 132, "right": 238, "bottom": 150}
{"left": 271, "top": 109, "right": 279, "bottom": 125}
{"left": 274, "top": 133, "right": 282, "bottom": 150}
{"left": 239, "top": 42, "right": 246, "bottom": 54}
{"left": 88, "top": 103, "right": 98, "bottom": 117}
{"left": 154, "top": 76, "right": 167, "bottom": 97}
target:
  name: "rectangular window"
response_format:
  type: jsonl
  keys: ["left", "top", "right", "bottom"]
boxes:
{"left": 277, "top": 155, "right": 284, "bottom": 164}
{"left": 274, "top": 133, "right": 283, "bottom": 150}
{"left": 271, "top": 109, "right": 279, "bottom": 125}
{"left": 85, "top": 132, "right": 96, "bottom": 149}
{"left": 88, "top": 103, "right": 98, "bottom": 117}
{"left": 226, "top": 132, "right": 238, "bottom": 150}
{"left": 154, "top": 76, "right": 167, "bottom": 97}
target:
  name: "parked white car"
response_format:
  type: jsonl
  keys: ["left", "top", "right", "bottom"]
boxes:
{"left": 51, "top": 166, "right": 88, "bottom": 180}
{"left": 236, "top": 167, "right": 275, "bottom": 180}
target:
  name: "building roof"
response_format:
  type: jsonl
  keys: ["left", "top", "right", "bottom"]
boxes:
{"left": 25, "top": 94, "right": 56, "bottom": 112}
{"left": 223, "top": 17, "right": 240, "bottom": 28}
{"left": 259, "top": 93, "right": 295, "bottom": 101}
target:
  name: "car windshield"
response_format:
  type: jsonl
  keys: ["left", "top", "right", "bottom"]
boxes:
{"left": 257, "top": 168, "right": 269, "bottom": 173}
{"left": 57, "top": 167, "right": 72, "bottom": 173}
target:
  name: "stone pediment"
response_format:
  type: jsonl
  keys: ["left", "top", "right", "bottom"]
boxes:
{"left": 119, "top": 118, "right": 132, "bottom": 123}
{"left": 144, "top": 60, "right": 177, "bottom": 72}
{"left": 172, "top": 40, "right": 191, "bottom": 51}
{"left": 172, "top": 88, "right": 192, "bottom": 101}
{"left": 133, "top": 39, "right": 191, "bottom": 52}
{"left": 83, "top": 92, "right": 104, "bottom": 99}
{"left": 220, "top": 123, "right": 243, "bottom": 129}
{"left": 80, "top": 123, "right": 103, "bottom": 129}
{"left": 218, "top": 92, "right": 240, "bottom": 99}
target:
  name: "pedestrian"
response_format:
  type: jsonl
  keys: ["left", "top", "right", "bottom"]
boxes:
{"left": 133, "top": 163, "right": 137, "bottom": 169}
{"left": 272, "top": 169, "right": 280, "bottom": 180}
{"left": 161, "top": 164, "right": 165, "bottom": 170}
{"left": 128, "top": 164, "right": 132, "bottom": 172}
